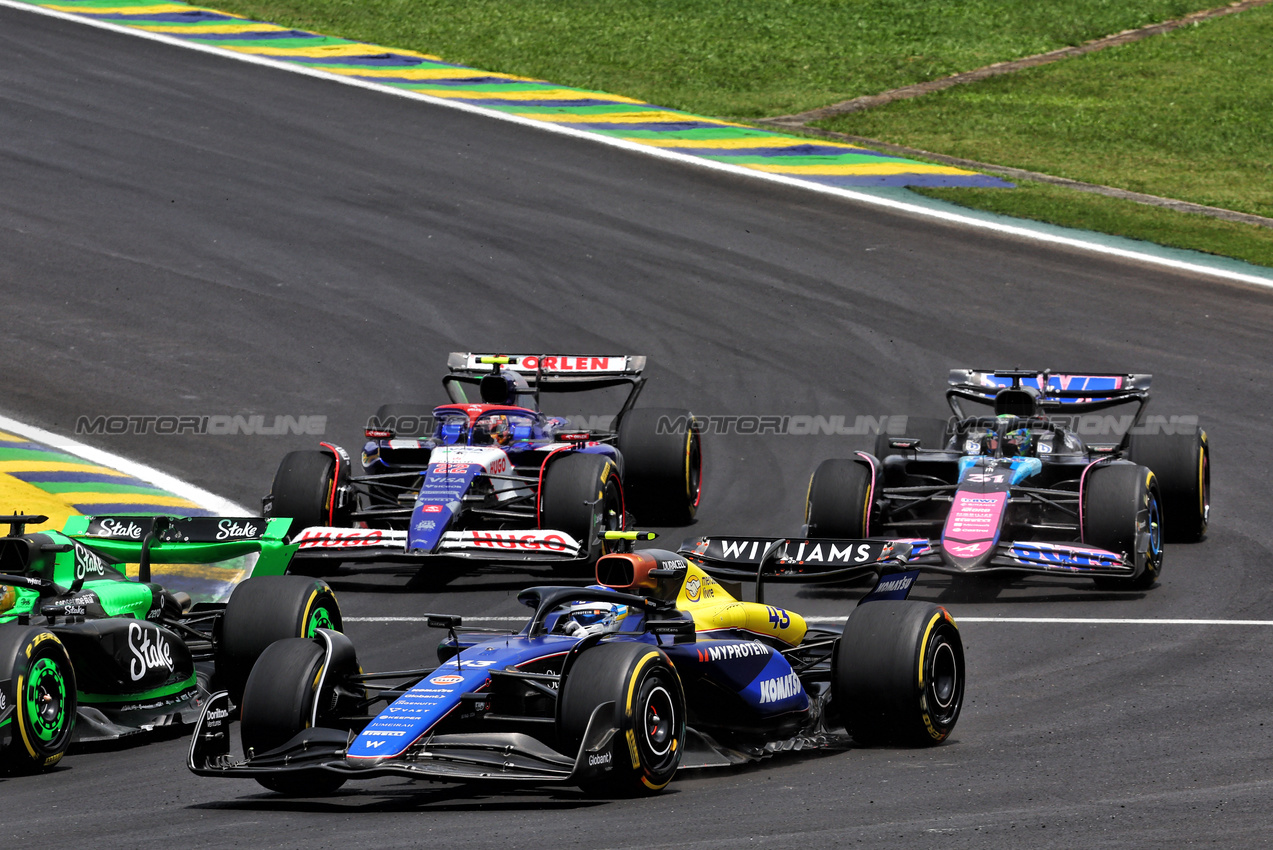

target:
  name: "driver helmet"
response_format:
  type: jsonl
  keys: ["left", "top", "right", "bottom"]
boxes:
{"left": 1003, "top": 427, "right": 1033, "bottom": 458}
{"left": 979, "top": 429, "right": 1000, "bottom": 456}
{"left": 0, "top": 584, "right": 15, "bottom": 615}
{"left": 556, "top": 601, "right": 629, "bottom": 638}
{"left": 475, "top": 414, "right": 511, "bottom": 446}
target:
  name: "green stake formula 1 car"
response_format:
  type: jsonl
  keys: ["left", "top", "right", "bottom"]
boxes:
{"left": 0, "top": 513, "right": 340, "bottom": 774}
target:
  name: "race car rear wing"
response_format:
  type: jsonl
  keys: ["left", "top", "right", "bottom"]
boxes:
{"left": 946, "top": 369, "right": 1152, "bottom": 417}
{"left": 444, "top": 353, "right": 648, "bottom": 429}
{"left": 43, "top": 514, "right": 300, "bottom": 604}
{"left": 448, "top": 352, "right": 646, "bottom": 378}
{"left": 680, "top": 533, "right": 1139, "bottom": 592}
{"left": 678, "top": 535, "right": 923, "bottom": 602}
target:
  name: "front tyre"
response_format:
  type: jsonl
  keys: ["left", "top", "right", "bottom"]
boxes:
{"left": 559, "top": 642, "right": 685, "bottom": 796}
{"left": 240, "top": 638, "right": 347, "bottom": 795}
{"left": 0, "top": 627, "right": 77, "bottom": 774}
{"left": 267, "top": 450, "right": 349, "bottom": 540}
{"left": 834, "top": 601, "right": 964, "bottom": 747}
{"left": 1084, "top": 463, "right": 1163, "bottom": 589}
{"left": 216, "top": 576, "right": 342, "bottom": 704}
{"left": 805, "top": 458, "right": 873, "bottom": 538}
{"left": 617, "top": 407, "right": 702, "bottom": 525}
{"left": 540, "top": 452, "right": 624, "bottom": 575}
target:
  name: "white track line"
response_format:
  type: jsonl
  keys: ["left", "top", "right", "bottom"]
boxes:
{"left": 345, "top": 615, "right": 1273, "bottom": 626}
{"left": 0, "top": 411, "right": 249, "bottom": 516}
{"left": 6, "top": 0, "right": 1273, "bottom": 291}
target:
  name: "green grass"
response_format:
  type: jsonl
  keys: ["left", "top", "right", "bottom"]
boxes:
{"left": 914, "top": 181, "right": 1273, "bottom": 267}
{"left": 819, "top": 4, "right": 1273, "bottom": 267}
{"left": 203, "top": 0, "right": 1273, "bottom": 268}
{"left": 209, "top": 1, "right": 1213, "bottom": 116}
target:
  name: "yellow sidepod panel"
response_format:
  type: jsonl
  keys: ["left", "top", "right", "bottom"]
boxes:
{"left": 676, "top": 562, "right": 806, "bottom": 647}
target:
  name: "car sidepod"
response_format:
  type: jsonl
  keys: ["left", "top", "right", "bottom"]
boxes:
{"left": 53, "top": 618, "right": 198, "bottom": 739}
{"left": 663, "top": 638, "right": 810, "bottom": 741}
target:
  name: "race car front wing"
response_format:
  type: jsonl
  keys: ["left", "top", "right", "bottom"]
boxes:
{"left": 188, "top": 690, "right": 622, "bottom": 786}
{"left": 289, "top": 526, "right": 588, "bottom": 565}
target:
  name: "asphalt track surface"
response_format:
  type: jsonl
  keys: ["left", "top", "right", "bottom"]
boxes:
{"left": 3, "top": 7, "right": 1273, "bottom": 848}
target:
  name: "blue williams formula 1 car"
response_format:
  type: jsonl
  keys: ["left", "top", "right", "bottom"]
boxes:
{"left": 187, "top": 541, "right": 963, "bottom": 796}
{"left": 803, "top": 369, "right": 1209, "bottom": 589}
{"left": 0, "top": 513, "right": 340, "bottom": 774}
{"left": 265, "top": 353, "right": 702, "bottom": 579}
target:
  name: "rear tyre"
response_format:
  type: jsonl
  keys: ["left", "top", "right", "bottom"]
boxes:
{"left": 0, "top": 626, "right": 77, "bottom": 775}
{"left": 834, "top": 601, "right": 963, "bottom": 747}
{"left": 540, "top": 452, "right": 624, "bottom": 575}
{"left": 268, "top": 450, "right": 348, "bottom": 541}
{"left": 1127, "top": 427, "right": 1208, "bottom": 543}
{"left": 559, "top": 642, "right": 685, "bottom": 796}
{"left": 617, "top": 408, "right": 702, "bottom": 525}
{"left": 1084, "top": 463, "right": 1163, "bottom": 590}
{"left": 216, "top": 576, "right": 342, "bottom": 704}
{"left": 240, "top": 638, "right": 347, "bottom": 795}
{"left": 805, "top": 458, "right": 873, "bottom": 538}
{"left": 874, "top": 416, "right": 952, "bottom": 460}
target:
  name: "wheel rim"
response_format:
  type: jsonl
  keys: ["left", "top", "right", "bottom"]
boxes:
{"left": 930, "top": 641, "right": 959, "bottom": 712}
{"left": 306, "top": 605, "right": 335, "bottom": 636}
{"left": 1146, "top": 491, "right": 1163, "bottom": 570}
{"left": 924, "top": 625, "right": 963, "bottom": 729}
{"left": 641, "top": 684, "right": 676, "bottom": 758}
{"left": 26, "top": 658, "right": 69, "bottom": 745}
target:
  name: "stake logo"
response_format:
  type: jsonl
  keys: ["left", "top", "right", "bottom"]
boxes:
{"left": 94, "top": 518, "right": 144, "bottom": 539}
{"left": 72, "top": 541, "right": 110, "bottom": 580}
{"left": 128, "top": 622, "right": 174, "bottom": 681}
{"left": 215, "top": 519, "right": 264, "bottom": 540}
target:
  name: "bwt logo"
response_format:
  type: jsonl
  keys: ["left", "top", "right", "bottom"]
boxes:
{"left": 76, "top": 414, "right": 327, "bottom": 436}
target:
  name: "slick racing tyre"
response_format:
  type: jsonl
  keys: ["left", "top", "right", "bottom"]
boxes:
{"left": 1084, "top": 463, "right": 1164, "bottom": 590}
{"left": 833, "top": 601, "right": 963, "bottom": 747}
{"left": 1128, "top": 427, "right": 1208, "bottom": 543}
{"left": 805, "top": 458, "right": 873, "bottom": 538}
{"left": 873, "top": 415, "right": 953, "bottom": 460}
{"left": 559, "top": 641, "right": 685, "bottom": 797}
{"left": 617, "top": 407, "right": 702, "bottom": 525}
{"left": 540, "top": 452, "right": 624, "bottom": 575}
{"left": 240, "top": 638, "right": 347, "bottom": 795}
{"left": 268, "top": 450, "right": 349, "bottom": 541}
{"left": 216, "top": 576, "right": 341, "bottom": 704}
{"left": 0, "top": 626, "right": 77, "bottom": 774}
